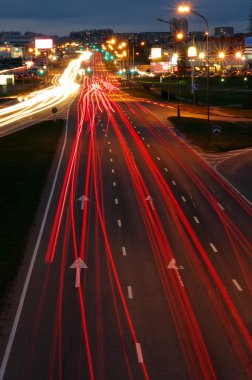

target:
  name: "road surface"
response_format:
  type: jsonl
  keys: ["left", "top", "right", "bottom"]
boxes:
{"left": 0, "top": 53, "right": 251, "bottom": 380}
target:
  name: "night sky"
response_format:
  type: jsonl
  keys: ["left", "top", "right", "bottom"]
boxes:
{"left": 0, "top": 0, "right": 250, "bottom": 35}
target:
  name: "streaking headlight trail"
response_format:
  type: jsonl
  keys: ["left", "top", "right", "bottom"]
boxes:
{"left": 0, "top": 53, "right": 91, "bottom": 128}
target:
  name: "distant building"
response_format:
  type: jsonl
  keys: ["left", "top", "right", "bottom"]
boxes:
{"left": 215, "top": 27, "right": 234, "bottom": 37}
{"left": 170, "top": 18, "right": 188, "bottom": 36}
{"left": 188, "top": 31, "right": 206, "bottom": 41}
{"left": 69, "top": 29, "right": 113, "bottom": 44}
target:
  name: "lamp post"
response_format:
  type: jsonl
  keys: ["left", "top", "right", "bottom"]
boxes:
{"left": 218, "top": 51, "right": 225, "bottom": 73}
{"left": 188, "top": 46, "right": 197, "bottom": 104}
{"left": 178, "top": 5, "right": 210, "bottom": 127}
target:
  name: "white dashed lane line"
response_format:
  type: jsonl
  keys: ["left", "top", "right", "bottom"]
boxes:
{"left": 156, "top": 157, "right": 161, "bottom": 161}
{"left": 122, "top": 246, "right": 127, "bottom": 256}
{"left": 209, "top": 243, "right": 218, "bottom": 253}
{"left": 115, "top": 198, "right": 119, "bottom": 205}
{"left": 117, "top": 219, "right": 122, "bottom": 227}
{"left": 136, "top": 343, "right": 144, "bottom": 363}
{"left": 113, "top": 181, "right": 117, "bottom": 187}
{"left": 193, "top": 216, "right": 200, "bottom": 224}
{"left": 112, "top": 169, "right": 115, "bottom": 174}
{"left": 217, "top": 202, "right": 225, "bottom": 211}
{"left": 172, "top": 180, "right": 176, "bottom": 186}
{"left": 232, "top": 279, "right": 243, "bottom": 292}
{"left": 181, "top": 196, "right": 186, "bottom": 202}
{"left": 110, "top": 158, "right": 113, "bottom": 162}
{"left": 164, "top": 168, "right": 168, "bottom": 172}
{"left": 127, "top": 286, "right": 133, "bottom": 299}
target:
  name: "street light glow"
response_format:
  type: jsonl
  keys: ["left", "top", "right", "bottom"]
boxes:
{"left": 218, "top": 52, "right": 225, "bottom": 59}
{"left": 178, "top": 5, "right": 190, "bottom": 13}
{"left": 176, "top": 32, "right": 184, "bottom": 40}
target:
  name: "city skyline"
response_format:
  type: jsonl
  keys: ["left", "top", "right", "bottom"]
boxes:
{"left": 0, "top": 1, "right": 251, "bottom": 36}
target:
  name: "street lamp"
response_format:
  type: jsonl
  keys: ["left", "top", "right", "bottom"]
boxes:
{"left": 178, "top": 4, "right": 210, "bottom": 126}
{"left": 188, "top": 46, "right": 197, "bottom": 104}
{"left": 218, "top": 51, "right": 225, "bottom": 72}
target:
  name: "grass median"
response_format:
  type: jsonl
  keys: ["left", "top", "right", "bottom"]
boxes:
{"left": 0, "top": 120, "right": 64, "bottom": 309}
{"left": 169, "top": 116, "right": 252, "bottom": 152}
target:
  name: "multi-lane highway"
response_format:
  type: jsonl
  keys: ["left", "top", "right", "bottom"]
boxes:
{"left": 0, "top": 53, "right": 251, "bottom": 379}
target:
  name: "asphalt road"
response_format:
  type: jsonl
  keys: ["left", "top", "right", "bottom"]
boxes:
{"left": 0, "top": 56, "right": 251, "bottom": 380}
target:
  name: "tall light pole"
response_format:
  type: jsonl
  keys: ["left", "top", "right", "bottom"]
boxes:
{"left": 178, "top": 5, "right": 210, "bottom": 127}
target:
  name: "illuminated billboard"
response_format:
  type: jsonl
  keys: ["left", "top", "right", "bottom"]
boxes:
{"left": 150, "top": 62, "right": 170, "bottom": 73}
{"left": 0, "top": 75, "right": 14, "bottom": 85}
{"left": 35, "top": 39, "right": 53, "bottom": 49}
{"left": 151, "top": 48, "right": 162, "bottom": 59}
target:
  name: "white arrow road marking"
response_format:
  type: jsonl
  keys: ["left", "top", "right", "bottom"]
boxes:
{"left": 78, "top": 195, "right": 89, "bottom": 210}
{"left": 145, "top": 195, "right": 155, "bottom": 210}
{"left": 167, "top": 258, "right": 184, "bottom": 287}
{"left": 69, "top": 258, "right": 88, "bottom": 288}
{"left": 167, "top": 258, "right": 184, "bottom": 270}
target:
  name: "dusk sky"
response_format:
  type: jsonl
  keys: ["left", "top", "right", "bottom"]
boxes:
{"left": 0, "top": 0, "right": 251, "bottom": 35}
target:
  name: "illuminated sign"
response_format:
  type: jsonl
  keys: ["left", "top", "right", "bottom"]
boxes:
{"left": 151, "top": 48, "right": 162, "bottom": 59}
{"left": 0, "top": 75, "right": 14, "bottom": 85}
{"left": 35, "top": 39, "right": 53, "bottom": 49}
{"left": 188, "top": 46, "right": 197, "bottom": 58}
{"left": 150, "top": 62, "right": 170, "bottom": 73}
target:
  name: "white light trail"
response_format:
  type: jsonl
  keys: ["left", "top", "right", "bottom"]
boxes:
{"left": 0, "top": 53, "right": 89, "bottom": 128}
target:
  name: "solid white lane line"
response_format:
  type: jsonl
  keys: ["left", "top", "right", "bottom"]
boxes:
{"left": 136, "top": 343, "right": 144, "bottom": 363}
{"left": 122, "top": 246, "right": 127, "bottom": 256}
{"left": 210, "top": 243, "right": 218, "bottom": 253}
{"left": 193, "top": 216, "right": 200, "bottom": 224}
{"left": 113, "top": 181, "right": 117, "bottom": 187}
{"left": 232, "top": 279, "right": 243, "bottom": 292}
{"left": 164, "top": 168, "right": 168, "bottom": 172}
{"left": 112, "top": 169, "right": 115, "bottom": 174}
{"left": 181, "top": 196, "right": 186, "bottom": 202}
{"left": 0, "top": 101, "right": 73, "bottom": 380}
{"left": 172, "top": 180, "right": 176, "bottom": 186}
{"left": 127, "top": 286, "right": 133, "bottom": 299}
{"left": 115, "top": 198, "right": 119, "bottom": 205}
{"left": 118, "top": 219, "right": 122, "bottom": 227}
{"left": 217, "top": 202, "right": 225, "bottom": 211}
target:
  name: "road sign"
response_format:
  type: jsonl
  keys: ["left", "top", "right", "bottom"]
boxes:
{"left": 52, "top": 107, "right": 58, "bottom": 114}
{"left": 212, "top": 125, "right": 222, "bottom": 135}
